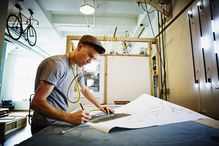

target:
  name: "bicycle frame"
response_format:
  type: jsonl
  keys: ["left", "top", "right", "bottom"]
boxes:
{"left": 16, "top": 6, "right": 38, "bottom": 36}
{"left": 7, "top": 1, "right": 38, "bottom": 46}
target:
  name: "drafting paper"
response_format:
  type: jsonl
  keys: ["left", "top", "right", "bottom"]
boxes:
{"left": 86, "top": 94, "right": 209, "bottom": 133}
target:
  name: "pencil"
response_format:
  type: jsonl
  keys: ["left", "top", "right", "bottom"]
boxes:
{"left": 79, "top": 103, "right": 84, "bottom": 110}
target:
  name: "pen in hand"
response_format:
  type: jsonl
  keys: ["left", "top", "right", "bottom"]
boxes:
{"left": 79, "top": 103, "right": 84, "bottom": 110}
{"left": 60, "top": 103, "right": 85, "bottom": 135}
{"left": 79, "top": 102, "right": 91, "bottom": 122}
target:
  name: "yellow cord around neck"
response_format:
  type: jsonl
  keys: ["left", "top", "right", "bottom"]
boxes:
{"left": 66, "top": 65, "right": 80, "bottom": 103}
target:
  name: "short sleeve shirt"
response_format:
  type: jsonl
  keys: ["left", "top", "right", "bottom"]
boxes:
{"left": 32, "top": 54, "right": 84, "bottom": 126}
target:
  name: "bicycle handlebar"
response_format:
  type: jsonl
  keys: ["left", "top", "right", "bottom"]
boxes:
{"left": 28, "top": 9, "right": 34, "bottom": 15}
{"left": 31, "top": 19, "right": 39, "bottom": 25}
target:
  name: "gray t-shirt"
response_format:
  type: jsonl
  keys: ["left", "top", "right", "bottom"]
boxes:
{"left": 32, "top": 54, "right": 84, "bottom": 126}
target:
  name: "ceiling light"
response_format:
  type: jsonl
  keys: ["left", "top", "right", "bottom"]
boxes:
{"left": 197, "top": 1, "right": 202, "bottom": 6}
{"left": 187, "top": 10, "right": 192, "bottom": 15}
{"left": 80, "top": 4, "right": 95, "bottom": 15}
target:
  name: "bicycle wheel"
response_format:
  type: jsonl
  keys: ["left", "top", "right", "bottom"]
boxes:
{"left": 6, "top": 14, "right": 22, "bottom": 40}
{"left": 27, "top": 25, "right": 37, "bottom": 46}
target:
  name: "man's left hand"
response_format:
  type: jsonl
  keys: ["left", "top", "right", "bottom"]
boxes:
{"left": 99, "top": 105, "right": 114, "bottom": 114}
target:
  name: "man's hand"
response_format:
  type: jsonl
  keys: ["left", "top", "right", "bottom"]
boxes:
{"left": 66, "top": 110, "right": 91, "bottom": 125}
{"left": 99, "top": 105, "right": 114, "bottom": 114}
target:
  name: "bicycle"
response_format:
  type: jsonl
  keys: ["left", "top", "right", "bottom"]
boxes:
{"left": 6, "top": 0, "right": 39, "bottom": 46}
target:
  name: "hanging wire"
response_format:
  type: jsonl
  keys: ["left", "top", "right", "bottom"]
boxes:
{"left": 140, "top": 2, "right": 156, "bottom": 13}
{"left": 66, "top": 66, "right": 81, "bottom": 103}
{"left": 139, "top": 0, "right": 167, "bottom": 99}
{"left": 93, "top": 0, "right": 96, "bottom": 32}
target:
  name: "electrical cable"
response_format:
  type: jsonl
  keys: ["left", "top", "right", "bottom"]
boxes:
{"left": 54, "top": 66, "right": 81, "bottom": 104}
{"left": 139, "top": 1, "right": 167, "bottom": 99}
{"left": 161, "top": 10, "right": 167, "bottom": 100}
{"left": 141, "top": 1, "right": 162, "bottom": 61}
{"left": 67, "top": 66, "right": 81, "bottom": 103}
{"left": 144, "top": 2, "right": 155, "bottom": 37}
{"left": 157, "top": 11, "right": 163, "bottom": 99}
{"left": 140, "top": 2, "right": 156, "bottom": 13}
{"left": 54, "top": 73, "right": 78, "bottom": 101}
{"left": 144, "top": 1, "right": 165, "bottom": 99}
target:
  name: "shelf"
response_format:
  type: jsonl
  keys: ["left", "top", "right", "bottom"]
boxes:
{"left": 0, "top": 115, "right": 27, "bottom": 144}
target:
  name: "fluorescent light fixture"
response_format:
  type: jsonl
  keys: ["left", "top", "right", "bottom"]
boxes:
{"left": 211, "top": 20, "right": 215, "bottom": 32}
{"left": 201, "top": 36, "right": 204, "bottom": 49}
{"left": 206, "top": 82, "right": 211, "bottom": 87}
{"left": 214, "top": 41, "right": 218, "bottom": 53}
{"left": 80, "top": 4, "right": 95, "bottom": 15}
{"left": 188, "top": 10, "right": 192, "bottom": 15}
{"left": 200, "top": 35, "right": 211, "bottom": 51}
{"left": 197, "top": 1, "right": 202, "bottom": 6}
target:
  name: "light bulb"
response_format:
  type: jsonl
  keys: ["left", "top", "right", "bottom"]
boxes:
{"left": 80, "top": 4, "right": 95, "bottom": 15}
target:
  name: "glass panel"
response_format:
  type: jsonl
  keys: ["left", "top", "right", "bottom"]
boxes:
{"left": 83, "top": 60, "right": 100, "bottom": 92}
{"left": 1, "top": 42, "right": 43, "bottom": 101}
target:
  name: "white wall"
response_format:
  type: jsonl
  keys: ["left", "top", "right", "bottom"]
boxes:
{"left": 107, "top": 56, "right": 151, "bottom": 104}
{"left": 1, "top": 45, "right": 42, "bottom": 110}
{"left": 2, "top": 49, "right": 41, "bottom": 100}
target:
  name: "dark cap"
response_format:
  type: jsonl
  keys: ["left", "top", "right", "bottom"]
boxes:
{"left": 79, "top": 35, "right": 105, "bottom": 54}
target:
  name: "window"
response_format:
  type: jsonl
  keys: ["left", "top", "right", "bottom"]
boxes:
{"left": 81, "top": 56, "right": 104, "bottom": 103}
{"left": 1, "top": 42, "right": 43, "bottom": 101}
{"left": 83, "top": 60, "right": 100, "bottom": 92}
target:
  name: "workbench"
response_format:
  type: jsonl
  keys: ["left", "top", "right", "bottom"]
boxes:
{"left": 16, "top": 120, "right": 219, "bottom": 146}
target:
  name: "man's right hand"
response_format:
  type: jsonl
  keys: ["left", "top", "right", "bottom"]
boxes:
{"left": 66, "top": 110, "right": 91, "bottom": 125}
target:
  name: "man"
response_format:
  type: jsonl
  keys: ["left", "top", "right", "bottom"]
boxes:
{"left": 31, "top": 35, "right": 114, "bottom": 134}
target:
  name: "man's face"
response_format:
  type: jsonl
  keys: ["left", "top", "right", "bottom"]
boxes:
{"left": 75, "top": 44, "right": 99, "bottom": 67}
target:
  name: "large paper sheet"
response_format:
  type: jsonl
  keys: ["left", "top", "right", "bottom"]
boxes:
{"left": 87, "top": 94, "right": 209, "bottom": 133}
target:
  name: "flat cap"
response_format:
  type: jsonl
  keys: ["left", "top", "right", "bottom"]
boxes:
{"left": 79, "top": 35, "right": 105, "bottom": 54}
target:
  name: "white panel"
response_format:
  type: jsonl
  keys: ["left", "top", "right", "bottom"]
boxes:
{"left": 107, "top": 56, "right": 151, "bottom": 104}
{"left": 164, "top": 0, "right": 219, "bottom": 119}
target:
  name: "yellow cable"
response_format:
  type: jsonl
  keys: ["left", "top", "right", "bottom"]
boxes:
{"left": 66, "top": 66, "right": 80, "bottom": 103}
